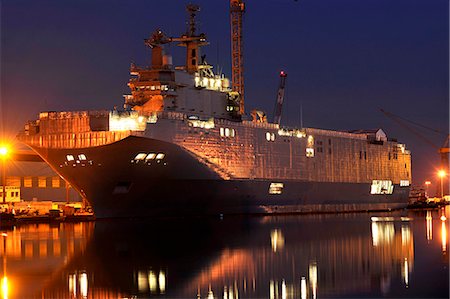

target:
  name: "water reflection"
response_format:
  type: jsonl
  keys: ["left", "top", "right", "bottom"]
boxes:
{"left": 1, "top": 209, "right": 449, "bottom": 298}
{"left": 0, "top": 223, "right": 93, "bottom": 298}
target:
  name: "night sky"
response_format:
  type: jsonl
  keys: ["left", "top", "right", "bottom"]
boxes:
{"left": 1, "top": 0, "right": 449, "bottom": 188}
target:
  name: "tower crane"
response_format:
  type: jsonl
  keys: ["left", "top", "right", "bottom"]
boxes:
{"left": 230, "top": 0, "right": 245, "bottom": 115}
{"left": 273, "top": 71, "right": 288, "bottom": 125}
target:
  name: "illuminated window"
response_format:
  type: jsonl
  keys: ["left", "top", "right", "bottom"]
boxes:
{"left": 221, "top": 127, "right": 235, "bottom": 138}
{"left": 146, "top": 153, "right": 156, "bottom": 160}
{"left": 266, "top": 132, "right": 275, "bottom": 142}
{"left": 24, "top": 177, "right": 32, "bottom": 188}
{"left": 78, "top": 154, "right": 87, "bottom": 160}
{"left": 156, "top": 153, "right": 165, "bottom": 160}
{"left": 66, "top": 155, "right": 75, "bottom": 161}
{"left": 38, "top": 177, "right": 47, "bottom": 188}
{"left": 307, "top": 135, "right": 314, "bottom": 147}
{"left": 52, "top": 177, "right": 61, "bottom": 188}
{"left": 370, "top": 180, "right": 394, "bottom": 194}
{"left": 6, "top": 176, "right": 20, "bottom": 187}
{"left": 134, "top": 153, "right": 147, "bottom": 161}
{"left": 400, "top": 180, "right": 410, "bottom": 187}
{"left": 306, "top": 148, "right": 314, "bottom": 158}
{"left": 269, "top": 182, "right": 284, "bottom": 194}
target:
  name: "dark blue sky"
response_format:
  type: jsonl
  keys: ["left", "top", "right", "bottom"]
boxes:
{"left": 1, "top": 0, "right": 449, "bottom": 187}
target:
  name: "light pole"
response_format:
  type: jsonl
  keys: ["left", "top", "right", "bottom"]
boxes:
{"left": 438, "top": 170, "right": 446, "bottom": 199}
{"left": 0, "top": 147, "right": 8, "bottom": 204}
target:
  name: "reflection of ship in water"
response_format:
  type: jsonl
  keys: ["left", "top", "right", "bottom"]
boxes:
{"left": 38, "top": 215, "right": 414, "bottom": 298}
{"left": 0, "top": 222, "right": 94, "bottom": 298}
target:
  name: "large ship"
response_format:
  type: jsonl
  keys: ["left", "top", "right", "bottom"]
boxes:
{"left": 18, "top": 4, "right": 411, "bottom": 218}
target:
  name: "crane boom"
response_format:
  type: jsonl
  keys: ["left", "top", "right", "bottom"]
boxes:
{"left": 273, "top": 71, "right": 288, "bottom": 125}
{"left": 230, "top": 0, "right": 245, "bottom": 115}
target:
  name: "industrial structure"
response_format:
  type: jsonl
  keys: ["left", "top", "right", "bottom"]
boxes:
{"left": 18, "top": 4, "right": 412, "bottom": 217}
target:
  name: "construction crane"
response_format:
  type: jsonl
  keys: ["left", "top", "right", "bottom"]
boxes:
{"left": 273, "top": 71, "right": 288, "bottom": 125}
{"left": 380, "top": 108, "right": 449, "bottom": 194}
{"left": 230, "top": 0, "right": 245, "bottom": 115}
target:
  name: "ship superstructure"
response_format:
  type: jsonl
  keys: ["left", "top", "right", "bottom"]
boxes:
{"left": 18, "top": 5, "right": 411, "bottom": 217}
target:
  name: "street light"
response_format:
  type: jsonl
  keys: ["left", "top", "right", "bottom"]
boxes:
{"left": 438, "top": 170, "right": 447, "bottom": 199}
{"left": 0, "top": 146, "right": 8, "bottom": 204}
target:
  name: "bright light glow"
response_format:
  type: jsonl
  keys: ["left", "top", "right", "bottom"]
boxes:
{"left": 156, "top": 153, "right": 165, "bottom": 160}
{"left": 266, "top": 132, "right": 275, "bottom": 142}
{"left": 425, "top": 181, "right": 432, "bottom": 186}
{"left": 400, "top": 180, "right": 410, "bottom": 187}
{"left": 79, "top": 272, "right": 88, "bottom": 298}
{"left": 371, "top": 221, "right": 394, "bottom": 246}
{"left": 78, "top": 154, "right": 87, "bottom": 161}
{"left": 401, "top": 225, "right": 411, "bottom": 246}
{"left": 270, "top": 280, "right": 275, "bottom": 299}
{"left": 149, "top": 271, "right": 157, "bottom": 293}
{"left": 66, "top": 155, "right": 75, "bottom": 161}
{"left": 402, "top": 258, "right": 409, "bottom": 287}
{"left": 69, "top": 274, "right": 76, "bottom": 297}
{"left": 0, "top": 147, "right": 8, "bottom": 157}
{"left": 271, "top": 229, "right": 285, "bottom": 252}
{"left": 281, "top": 280, "right": 286, "bottom": 299}
{"left": 370, "top": 180, "right": 394, "bottom": 195}
{"left": 306, "top": 148, "right": 314, "bottom": 158}
{"left": 277, "top": 128, "right": 306, "bottom": 138}
{"left": 426, "top": 211, "right": 433, "bottom": 241}
{"left": 269, "top": 182, "right": 283, "bottom": 195}
{"left": 158, "top": 271, "right": 166, "bottom": 294}
{"left": 109, "top": 111, "right": 147, "bottom": 132}
{"left": 441, "top": 220, "right": 447, "bottom": 252}
{"left": 441, "top": 215, "right": 447, "bottom": 221}
{"left": 300, "top": 277, "right": 307, "bottom": 299}
{"left": 309, "top": 262, "right": 317, "bottom": 299}
{"left": 138, "top": 271, "right": 148, "bottom": 292}
{"left": 146, "top": 153, "right": 156, "bottom": 160}
{"left": 134, "top": 153, "right": 147, "bottom": 161}
{"left": 438, "top": 170, "right": 447, "bottom": 178}
{"left": 1, "top": 277, "right": 8, "bottom": 299}
{"left": 188, "top": 118, "right": 215, "bottom": 129}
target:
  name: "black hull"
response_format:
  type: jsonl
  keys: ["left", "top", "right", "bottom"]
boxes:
{"left": 32, "top": 136, "right": 410, "bottom": 218}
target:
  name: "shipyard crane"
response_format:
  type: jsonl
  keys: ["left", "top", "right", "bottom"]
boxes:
{"left": 380, "top": 109, "right": 447, "bottom": 150}
{"left": 380, "top": 108, "right": 449, "bottom": 193}
{"left": 273, "top": 71, "right": 288, "bottom": 125}
{"left": 230, "top": 0, "right": 245, "bottom": 115}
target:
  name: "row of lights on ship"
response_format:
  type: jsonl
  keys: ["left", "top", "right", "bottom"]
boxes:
{"left": 62, "top": 154, "right": 94, "bottom": 167}
{"left": 131, "top": 152, "right": 167, "bottom": 165}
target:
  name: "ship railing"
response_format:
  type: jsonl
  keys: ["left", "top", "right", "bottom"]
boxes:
{"left": 305, "top": 128, "right": 368, "bottom": 140}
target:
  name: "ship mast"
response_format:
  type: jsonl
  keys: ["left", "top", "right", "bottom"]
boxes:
{"left": 230, "top": 0, "right": 245, "bottom": 115}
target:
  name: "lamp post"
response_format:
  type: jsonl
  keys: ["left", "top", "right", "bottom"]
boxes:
{"left": 438, "top": 170, "right": 446, "bottom": 199}
{"left": 0, "top": 147, "right": 8, "bottom": 204}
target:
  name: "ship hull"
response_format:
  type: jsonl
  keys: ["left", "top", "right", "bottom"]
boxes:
{"left": 31, "top": 136, "right": 409, "bottom": 218}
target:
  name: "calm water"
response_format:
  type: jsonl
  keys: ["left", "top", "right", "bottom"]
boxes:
{"left": 0, "top": 207, "right": 448, "bottom": 298}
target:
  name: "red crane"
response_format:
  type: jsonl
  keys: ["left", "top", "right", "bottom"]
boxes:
{"left": 273, "top": 71, "right": 288, "bottom": 125}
